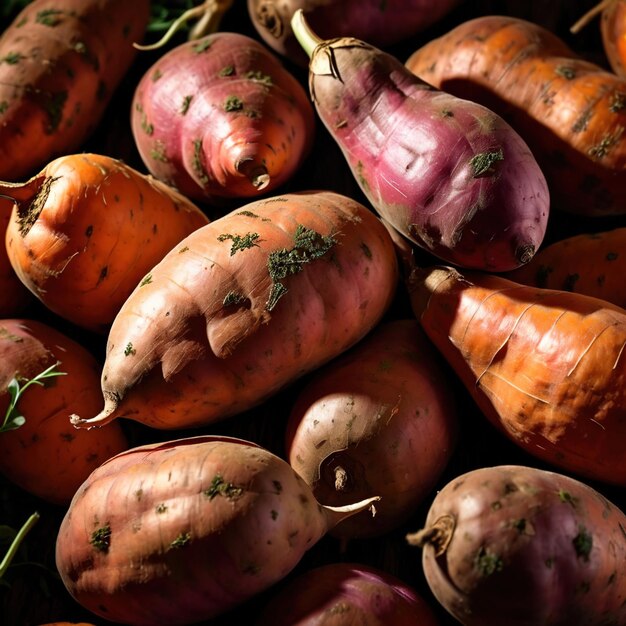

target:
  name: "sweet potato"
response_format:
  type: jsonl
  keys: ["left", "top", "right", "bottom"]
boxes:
{"left": 405, "top": 15, "right": 626, "bottom": 216}
{"left": 2, "top": 153, "right": 210, "bottom": 333}
{"left": 291, "top": 11, "right": 549, "bottom": 272}
{"left": 248, "top": 0, "right": 460, "bottom": 66}
{"left": 408, "top": 265, "right": 626, "bottom": 485}
{"left": 131, "top": 31, "right": 315, "bottom": 203}
{"left": 571, "top": 0, "right": 626, "bottom": 77}
{"left": 70, "top": 190, "right": 398, "bottom": 430}
{"left": 0, "top": 0, "right": 150, "bottom": 181}
{"left": 286, "top": 319, "right": 458, "bottom": 539}
{"left": 55, "top": 435, "right": 379, "bottom": 625}
{"left": 256, "top": 562, "right": 441, "bottom": 625}
{"left": 506, "top": 227, "right": 626, "bottom": 308}
{"left": 0, "top": 318, "right": 128, "bottom": 505}
{"left": 406, "top": 464, "right": 626, "bottom": 626}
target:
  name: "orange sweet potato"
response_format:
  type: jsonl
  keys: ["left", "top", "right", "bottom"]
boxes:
{"left": 408, "top": 265, "right": 626, "bottom": 486}
{"left": 0, "top": 318, "right": 128, "bottom": 505}
{"left": 2, "top": 153, "right": 210, "bottom": 333}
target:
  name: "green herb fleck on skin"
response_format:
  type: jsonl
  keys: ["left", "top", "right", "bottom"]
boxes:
{"left": 140, "top": 274, "right": 152, "bottom": 286}
{"left": 558, "top": 489, "right": 579, "bottom": 506}
{"left": 474, "top": 546, "right": 503, "bottom": 576}
{"left": 224, "top": 95, "right": 244, "bottom": 112}
{"left": 90, "top": 524, "right": 111, "bottom": 553}
{"left": 573, "top": 527, "right": 593, "bottom": 561}
{"left": 219, "top": 65, "right": 235, "bottom": 77}
{"left": 556, "top": 66, "right": 576, "bottom": 79}
{"left": 266, "top": 225, "right": 336, "bottom": 311}
{"left": 192, "top": 39, "right": 212, "bottom": 53}
{"left": 217, "top": 232, "right": 260, "bottom": 255}
{"left": 181, "top": 95, "right": 193, "bottom": 115}
{"left": 41, "top": 90, "right": 67, "bottom": 133}
{"left": 0, "top": 101, "right": 8, "bottom": 114}
{"left": 151, "top": 68, "right": 162, "bottom": 81}
{"left": 245, "top": 70, "right": 272, "bottom": 85}
{"left": 204, "top": 475, "right": 243, "bottom": 500}
{"left": 124, "top": 342, "right": 136, "bottom": 356}
{"left": 192, "top": 139, "right": 209, "bottom": 184}
{"left": 150, "top": 140, "right": 168, "bottom": 162}
{"left": 36, "top": 9, "right": 64, "bottom": 26}
{"left": 179, "top": 246, "right": 189, "bottom": 253}
{"left": 1, "top": 52, "right": 23, "bottom": 64}
{"left": 609, "top": 91, "right": 625, "bottom": 113}
{"left": 223, "top": 291, "right": 245, "bottom": 306}
{"left": 169, "top": 532, "right": 191, "bottom": 549}
{"left": 156, "top": 503, "right": 168, "bottom": 514}
{"left": 237, "top": 210, "right": 260, "bottom": 218}
{"left": 141, "top": 114, "right": 153, "bottom": 135}
{"left": 470, "top": 148, "right": 504, "bottom": 177}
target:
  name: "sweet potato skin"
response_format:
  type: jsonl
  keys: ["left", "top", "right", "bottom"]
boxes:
{"left": 405, "top": 15, "right": 626, "bottom": 216}
{"left": 71, "top": 191, "right": 398, "bottom": 430}
{"left": 131, "top": 31, "right": 315, "bottom": 202}
{"left": 0, "top": 0, "right": 150, "bottom": 181}
{"left": 0, "top": 319, "right": 128, "bottom": 505}
{"left": 408, "top": 465, "right": 626, "bottom": 626}
{"left": 506, "top": 227, "right": 626, "bottom": 308}
{"left": 286, "top": 319, "right": 458, "bottom": 539}
{"left": 302, "top": 27, "right": 549, "bottom": 271}
{"left": 408, "top": 265, "right": 626, "bottom": 486}
{"left": 55, "top": 436, "right": 372, "bottom": 625}
{"left": 602, "top": 0, "right": 626, "bottom": 77}
{"left": 3, "top": 153, "right": 210, "bottom": 333}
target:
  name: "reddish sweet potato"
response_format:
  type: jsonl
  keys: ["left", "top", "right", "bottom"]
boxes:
{"left": 55, "top": 435, "right": 379, "bottom": 625}
{"left": 256, "top": 562, "right": 441, "bottom": 625}
{"left": 131, "top": 31, "right": 315, "bottom": 202}
{"left": 286, "top": 319, "right": 458, "bottom": 538}
{"left": 70, "top": 190, "right": 398, "bottom": 430}
{"left": 291, "top": 11, "right": 549, "bottom": 272}
{"left": 407, "top": 464, "right": 626, "bottom": 626}
{"left": 0, "top": 318, "right": 128, "bottom": 505}
{"left": 406, "top": 15, "right": 626, "bottom": 216}
{"left": 2, "top": 153, "right": 210, "bottom": 333}
{"left": 0, "top": 0, "right": 150, "bottom": 181}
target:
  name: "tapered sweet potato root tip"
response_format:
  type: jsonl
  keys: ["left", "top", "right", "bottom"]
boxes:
{"left": 70, "top": 393, "right": 119, "bottom": 430}
{"left": 236, "top": 158, "right": 270, "bottom": 190}
{"left": 323, "top": 495, "right": 381, "bottom": 530}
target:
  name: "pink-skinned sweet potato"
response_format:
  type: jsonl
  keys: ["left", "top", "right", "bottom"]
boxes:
{"left": 406, "top": 464, "right": 626, "bottom": 626}
{"left": 131, "top": 31, "right": 315, "bottom": 203}
{"left": 0, "top": 0, "right": 150, "bottom": 181}
{"left": 70, "top": 190, "right": 399, "bottom": 430}
{"left": 248, "top": 0, "right": 461, "bottom": 67}
{"left": 290, "top": 11, "right": 550, "bottom": 272}
{"left": 286, "top": 319, "right": 458, "bottom": 539}
{"left": 256, "top": 561, "right": 441, "bottom": 626}
{"left": 55, "top": 435, "right": 379, "bottom": 625}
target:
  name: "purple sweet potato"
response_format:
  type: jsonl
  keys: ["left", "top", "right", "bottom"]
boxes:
{"left": 406, "top": 464, "right": 626, "bottom": 626}
{"left": 290, "top": 10, "right": 550, "bottom": 272}
{"left": 56, "top": 435, "right": 379, "bottom": 625}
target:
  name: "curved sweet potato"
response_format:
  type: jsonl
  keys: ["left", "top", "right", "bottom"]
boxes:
{"left": 286, "top": 319, "right": 458, "bottom": 538}
{"left": 55, "top": 435, "right": 379, "bottom": 625}
{"left": 405, "top": 15, "right": 626, "bottom": 216}
{"left": 70, "top": 190, "right": 398, "bottom": 430}
{"left": 131, "top": 31, "right": 315, "bottom": 202}
{"left": 0, "top": 0, "right": 150, "bottom": 181}
{"left": 602, "top": 0, "right": 626, "bottom": 76}
{"left": 292, "top": 11, "right": 549, "bottom": 272}
{"left": 2, "top": 153, "right": 210, "bottom": 334}
{"left": 256, "top": 561, "right": 441, "bottom": 625}
{"left": 406, "top": 464, "right": 626, "bottom": 626}
{"left": 0, "top": 319, "right": 128, "bottom": 505}
{"left": 408, "top": 265, "right": 626, "bottom": 485}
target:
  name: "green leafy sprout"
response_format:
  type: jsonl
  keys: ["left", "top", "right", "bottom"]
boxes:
{"left": 0, "top": 512, "right": 40, "bottom": 580}
{"left": 1, "top": 361, "right": 66, "bottom": 433}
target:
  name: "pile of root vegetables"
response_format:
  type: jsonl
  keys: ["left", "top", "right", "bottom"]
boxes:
{"left": 1, "top": 1, "right": 626, "bottom": 625}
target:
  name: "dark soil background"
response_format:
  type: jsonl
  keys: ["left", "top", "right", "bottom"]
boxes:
{"left": 1, "top": 1, "right": 624, "bottom": 625}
